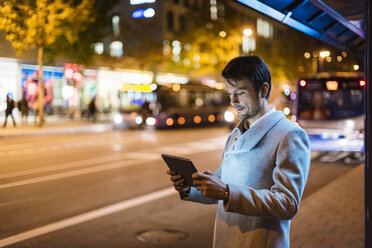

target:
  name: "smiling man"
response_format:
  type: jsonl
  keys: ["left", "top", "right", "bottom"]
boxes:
{"left": 167, "top": 55, "right": 311, "bottom": 248}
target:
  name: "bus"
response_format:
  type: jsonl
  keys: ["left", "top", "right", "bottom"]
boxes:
{"left": 113, "top": 81, "right": 234, "bottom": 129}
{"left": 295, "top": 72, "right": 365, "bottom": 151}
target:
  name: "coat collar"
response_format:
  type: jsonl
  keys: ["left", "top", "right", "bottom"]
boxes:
{"left": 235, "top": 111, "right": 286, "bottom": 151}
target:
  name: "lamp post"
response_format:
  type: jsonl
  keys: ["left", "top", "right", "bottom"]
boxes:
{"left": 319, "top": 50, "right": 330, "bottom": 73}
{"left": 242, "top": 28, "right": 255, "bottom": 54}
{"left": 304, "top": 50, "right": 330, "bottom": 75}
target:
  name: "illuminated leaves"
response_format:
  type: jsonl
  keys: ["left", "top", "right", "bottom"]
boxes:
{"left": 180, "top": 27, "right": 241, "bottom": 74}
{"left": 0, "top": 0, "right": 95, "bottom": 52}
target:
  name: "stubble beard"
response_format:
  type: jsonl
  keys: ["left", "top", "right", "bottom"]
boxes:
{"left": 238, "top": 102, "right": 262, "bottom": 121}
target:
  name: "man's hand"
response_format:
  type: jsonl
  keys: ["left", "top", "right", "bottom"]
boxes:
{"left": 167, "top": 169, "right": 190, "bottom": 192}
{"left": 192, "top": 170, "right": 227, "bottom": 200}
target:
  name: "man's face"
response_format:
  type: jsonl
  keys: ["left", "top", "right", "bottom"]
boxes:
{"left": 225, "top": 78, "right": 263, "bottom": 120}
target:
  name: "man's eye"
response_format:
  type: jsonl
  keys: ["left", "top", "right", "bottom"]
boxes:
{"left": 236, "top": 91, "right": 245, "bottom": 96}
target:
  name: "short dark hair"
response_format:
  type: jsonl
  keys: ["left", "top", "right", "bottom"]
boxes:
{"left": 222, "top": 55, "right": 271, "bottom": 100}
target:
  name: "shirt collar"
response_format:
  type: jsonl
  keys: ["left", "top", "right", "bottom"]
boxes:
{"left": 250, "top": 107, "right": 276, "bottom": 128}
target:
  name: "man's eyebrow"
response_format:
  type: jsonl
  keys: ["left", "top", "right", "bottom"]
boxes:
{"left": 226, "top": 88, "right": 246, "bottom": 92}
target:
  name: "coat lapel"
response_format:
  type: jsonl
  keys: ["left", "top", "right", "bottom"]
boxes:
{"left": 237, "top": 111, "right": 286, "bottom": 151}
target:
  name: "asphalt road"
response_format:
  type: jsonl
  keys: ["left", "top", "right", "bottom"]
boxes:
{"left": 0, "top": 127, "right": 362, "bottom": 248}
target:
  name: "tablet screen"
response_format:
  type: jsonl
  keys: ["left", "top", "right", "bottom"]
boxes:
{"left": 161, "top": 154, "right": 197, "bottom": 186}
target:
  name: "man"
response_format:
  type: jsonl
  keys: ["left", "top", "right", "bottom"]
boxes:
{"left": 3, "top": 94, "right": 17, "bottom": 127}
{"left": 167, "top": 56, "right": 311, "bottom": 248}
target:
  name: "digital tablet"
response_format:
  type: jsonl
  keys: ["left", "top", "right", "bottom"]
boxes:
{"left": 161, "top": 154, "right": 198, "bottom": 186}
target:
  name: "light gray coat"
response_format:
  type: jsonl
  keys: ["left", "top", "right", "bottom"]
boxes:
{"left": 184, "top": 111, "right": 311, "bottom": 248}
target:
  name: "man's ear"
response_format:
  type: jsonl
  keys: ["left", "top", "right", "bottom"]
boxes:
{"left": 260, "top": 82, "right": 269, "bottom": 99}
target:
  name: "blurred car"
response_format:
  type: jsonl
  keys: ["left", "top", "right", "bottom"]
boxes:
{"left": 224, "top": 105, "right": 238, "bottom": 130}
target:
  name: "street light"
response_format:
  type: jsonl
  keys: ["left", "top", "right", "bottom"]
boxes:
{"left": 304, "top": 52, "right": 311, "bottom": 59}
{"left": 319, "top": 50, "right": 330, "bottom": 58}
{"left": 318, "top": 50, "right": 330, "bottom": 72}
{"left": 243, "top": 28, "right": 252, "bottom": 36}
{"left": 219, "top": 31, "right": 226, "bottom": 38}
{"left": 304, "top": 50, "right": 331, "bottom": 75}
{"left": 242, "top": 28, "right": 255, "bottom": 53}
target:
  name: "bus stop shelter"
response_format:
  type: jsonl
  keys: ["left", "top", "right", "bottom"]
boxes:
{"left": 236, "top": 0, "right": 370, "bottom": 246}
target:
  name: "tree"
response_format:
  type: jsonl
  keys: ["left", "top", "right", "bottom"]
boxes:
{"left": 44, "top": 0, "right": 120, "bottom": 66}
{"left": 177, "top": 25, "right": 241, "bottom": 75}
{"left": 0, "top": 0, "right": 94, "bottom": 126}
{"left": 156, "top": 0, "right": 242, "bottom": 76}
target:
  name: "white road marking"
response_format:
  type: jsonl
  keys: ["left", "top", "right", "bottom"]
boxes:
{"left": 159, "top": 146, "right": 197, "bottom": 155}
{"left": 0, "top": 142, "right": 46, "bottom": 151}
{"left": 0, "top": 187, "right": 176, "bottom": 247}
{"left": 0, "top": 159, "right": 149, "bottom": 190}
{"left": 20, "top": 150, "right": 33, "bottom": 154}
{"left": 0, "top": 136, "right": 140, "bottom": 156}
{"left": 0, "top": 196, "right": 37, "bottom": 208}
{"left": 0, "top": 154, "right": 126, "bottom": 179}
{"left": 112, "top": 144, "right": 122, "bottom": 151}
{"left": 0, "top": 137, "right": 87, "bottom": 151}
{"left": 122, "top": 152, "right": 161, "bottom": 160}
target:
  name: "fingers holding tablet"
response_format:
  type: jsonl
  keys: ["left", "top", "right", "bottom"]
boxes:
{"left": 166, "top": 168, "right": 188, "bottom": 192}
{"left": 162, "top": 154, "right": 197, "bottom": 187}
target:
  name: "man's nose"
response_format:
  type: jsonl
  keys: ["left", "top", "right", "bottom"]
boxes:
{"left": 230, "top": 94, "right": 239, "bottom": 104}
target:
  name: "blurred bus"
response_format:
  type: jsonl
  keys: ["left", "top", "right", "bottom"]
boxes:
{"left": 113, "top": 81, "right": 234, "bottom": 129}
{"left": 295, "top": 72, "right": 365, "bottom": 151}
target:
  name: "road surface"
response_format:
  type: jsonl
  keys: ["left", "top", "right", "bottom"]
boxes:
{"left": 0, "top": 127, "right": 362, "bottom": 247}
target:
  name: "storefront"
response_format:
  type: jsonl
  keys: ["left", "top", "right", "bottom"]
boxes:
{"left": 155, "top": 73, "right": 188, "bottom": 86}
{"left": 97, "top": 68, "right": 153, "bottom": 111}
{"left": 81, "top": 69, "right": 98, "bottom": 106}
{"left": 0, "top": 58, "right": 19, "bottom": 112}
{"left": 20, "top": 64, "right": 65, "bottom": 113}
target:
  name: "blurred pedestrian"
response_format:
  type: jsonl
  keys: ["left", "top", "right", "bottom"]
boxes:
{"left": 18, "top": 94, "right": 30, "bottom": 124}
{"left": 87, "top": 98, "right": 97, "bottom": 122}
{"left": 139, "top": 99, "right": 151, "bottom": 117}
{"left": 166, "top": 56, "right": 311, "bottom": 248}
{"left": 3, "top": 94, "right": 17, "bottom": 127}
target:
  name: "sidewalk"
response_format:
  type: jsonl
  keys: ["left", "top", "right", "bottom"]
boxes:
{"left": 291, "top": 164, "right": 364, "bottom": 247}
{"left": 0, "top": 116, "right": 113, "bottom": 138}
